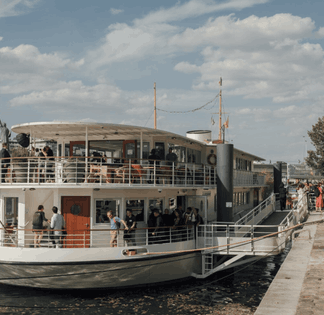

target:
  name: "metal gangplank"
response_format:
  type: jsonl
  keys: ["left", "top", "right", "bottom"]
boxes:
{"left": 193, "top": 192, "right": 309, "bottom": 279}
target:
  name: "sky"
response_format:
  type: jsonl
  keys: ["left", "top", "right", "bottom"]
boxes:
{"left": 1, "top": 0, "right": 324, "bottom": 164}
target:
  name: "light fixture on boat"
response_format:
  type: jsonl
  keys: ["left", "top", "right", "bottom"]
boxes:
{"left": 114, "top": 131, "right": 118, "bottom": 135}
{"left": 93, "top": 188, "right": 100, "bottom": 191}
{"left": 29, "top": 188, "right": 36, "bottom": 191}
{"left": 171, "top": 137, "right": 176, "bottom": 140}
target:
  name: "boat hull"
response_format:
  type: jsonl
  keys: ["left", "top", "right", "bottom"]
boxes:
{"left": 0, "top": 251, "right": 201, "bottom": 289}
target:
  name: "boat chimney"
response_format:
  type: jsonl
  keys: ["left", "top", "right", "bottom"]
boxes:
{"left": 186, "top": 130, "right": 212, "bottom": 143}
{"left": 216, "top": 143, "right": 234, "bottom": 222}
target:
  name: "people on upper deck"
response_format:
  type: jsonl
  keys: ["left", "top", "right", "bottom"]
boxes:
{"left": 32, "top": 205, "right": 50, "bottom": 248}
{"left": 166, "top": 148, "right": 177, "bottom": 166}
{"left": 39, "top": 146, "right": 54, "bottom": 181}
{"left": 107, "top": 210, "right": 128, "bottom": 247}
{"left": 0, "top": 143, "right": 10, "bottom": 183}
{"left": 50, "top": 206, "right": 65, "bottom": 248}
{"left": 148, "top": 149, "right": 161, "bottom": 184}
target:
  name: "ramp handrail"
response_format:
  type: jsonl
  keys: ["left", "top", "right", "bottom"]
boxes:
{"left": 235, "top": 193, "right": 276, "bottom": 226}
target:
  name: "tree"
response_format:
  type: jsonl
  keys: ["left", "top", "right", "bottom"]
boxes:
{"left": 305, "top": 117, "right": 324, "bottom": 175}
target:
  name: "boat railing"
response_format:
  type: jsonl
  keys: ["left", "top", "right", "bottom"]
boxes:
{"left": 197, "top": 221, "right": 291, "bottom": 256}
{"left": 0, "top": 225, "right": 195, "bottom": 248}
{"left": 235, "top": 193, "right": 276, "bottom": 226}
{"left": 233, "top": 169, "right": 265, "bottom": 186}
{"left": 0, "top": 156, "right": 216, "bottom": 188}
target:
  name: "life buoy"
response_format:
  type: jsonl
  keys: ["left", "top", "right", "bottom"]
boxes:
{"left": 207, "top": 154, "right": 216, "bottom": 166}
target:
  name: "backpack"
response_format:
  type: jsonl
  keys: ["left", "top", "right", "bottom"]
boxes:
{"left": 314, "top": 187, "right": 320, "bottom": 197}
{"left": 113, "top": 217, "right": 121, "bottom": 229}
{"left": 32, "top": 212, "right": 43, "bottom": 227}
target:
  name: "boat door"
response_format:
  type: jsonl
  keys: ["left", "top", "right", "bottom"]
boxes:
{"left": 61, "top": 196, "right": 90, "bottom": 248}
{"left": 187, "top": 196, "right": 208, "bottom": 223}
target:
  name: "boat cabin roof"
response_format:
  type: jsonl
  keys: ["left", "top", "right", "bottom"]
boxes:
{"left": 11, "top": 121, "right": 204, "bottom": 148}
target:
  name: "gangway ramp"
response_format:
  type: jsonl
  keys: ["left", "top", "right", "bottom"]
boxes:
{"left": 192, "top": 193, "right": 308, "bottom": 279}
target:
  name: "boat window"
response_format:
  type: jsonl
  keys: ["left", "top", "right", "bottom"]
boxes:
{"left": 154, "top": 142, "right": 165, "bottom": 160}
{"left": 4, "top": 197, "right": 18, "bottom": 228}
{"left": 137, "top": 142, "right": 150, "bottom": 162}
{"left": 89, "top": 140, "right": 123, "bottom": 164}
{"left": 125, "top": 200, "right": 144, "bottom": 222}
{"left": 95, "top": 199, "right": 120, "bottom": 224}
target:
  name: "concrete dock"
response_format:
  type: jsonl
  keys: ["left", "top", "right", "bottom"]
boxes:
{"left": 255, "top": 211, "right": 324, "bottom": 315}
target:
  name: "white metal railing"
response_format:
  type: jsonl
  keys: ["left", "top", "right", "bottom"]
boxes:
{"left": 233, "top": 170, "right": 265, "bottom": 186}
{"left": 235, "top": 193, "right": 276, "bottom": 226}
{"left": 0, "top": 156, "right": 216, "bottom": 188}
{"left": 0, "top": 225, "right": 195, "bottom": 248}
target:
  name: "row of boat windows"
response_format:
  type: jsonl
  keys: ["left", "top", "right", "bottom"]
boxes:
{"left": 51, "top": 141, "right": 202, "bottom": 164}
{"left": 233, "top": 192, "right": 250, "bottom": 206}
{"left": 235, "top": 158, "right": 252, "bottom": 171}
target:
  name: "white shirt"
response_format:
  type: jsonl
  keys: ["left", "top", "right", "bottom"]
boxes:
{"left": 50, "top": 213, "right": 65, "bottom": 234}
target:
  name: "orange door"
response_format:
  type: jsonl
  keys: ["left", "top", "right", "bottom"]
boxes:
{"left": 61, "top": 196, "right": 90, "bottom": 248}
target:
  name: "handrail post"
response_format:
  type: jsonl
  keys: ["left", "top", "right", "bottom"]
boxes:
{"left": 185, "top": 163, "right": 187, "bottom": 186}
{"left": 153, "top": 161, "right": 156, "bottom": 186}
{"left": 27, "top": 159, "right": 30, "bottom": 184}
{"left": 193, "top": 164, "right": 195, "bottom": 186}
{"left": 226, "top": 225, "right": 230, "bottom": 254}
{"left": 146, "top": 229, "right": 148, "bottom": 245}
{"left": 172, "top": 162, "right": 175, "bottom": 187}
{"left": 129, "top": 159, "right": 131, "bottom": 186}
{"left": 84, "top": 231, "right": 86, "bottom": 248}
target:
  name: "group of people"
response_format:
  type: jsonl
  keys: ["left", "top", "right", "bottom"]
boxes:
{"left": 106, "top": 205, "right": 204, "bottom": 248}
{"left": 147, "top": 206, "right": 204, "bottom": 243}
{"left": 280, "top": 180, "right": 324, "bottom": 212}
{"left": 32, "top": 205, "right": 65, "bottom": 248}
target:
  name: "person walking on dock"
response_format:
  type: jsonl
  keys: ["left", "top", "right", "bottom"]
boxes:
{"left": 315, "top": 183, "right": 323, "bottom": 212}
{"left": 278, "top": 182, "right": 287, "bottom": 210}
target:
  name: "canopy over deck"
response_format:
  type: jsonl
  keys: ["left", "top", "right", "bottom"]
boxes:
{"left": 11, "top": 121, "right": 203, "bottom": 147}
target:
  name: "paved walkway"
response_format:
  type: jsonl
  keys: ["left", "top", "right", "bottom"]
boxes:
{"left": 255, "top": 211, "right": 324, "bottom": 315}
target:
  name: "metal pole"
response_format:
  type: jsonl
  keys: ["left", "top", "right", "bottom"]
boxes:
{"left": 218, "top": 77, "right": 222, "bottom": 141}
{"left": 154, "top": 82, "right": 157, "bottom": 129}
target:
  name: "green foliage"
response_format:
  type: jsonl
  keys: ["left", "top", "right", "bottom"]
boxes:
{"left": 305, "top": 117, "right": 324, "bottom": 175}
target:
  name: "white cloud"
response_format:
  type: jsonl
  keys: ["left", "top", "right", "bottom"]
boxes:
{"left": 110, "top": 8, "right": 124, "bottom": 15}
{"left": 0, "top": 0, "right": 40, "bottom": 18}
{"left": 0, "top": 44, "right": 84, "bottom": 94}
{"left": 87, "top": 0, "right": 269, "bottom": 68}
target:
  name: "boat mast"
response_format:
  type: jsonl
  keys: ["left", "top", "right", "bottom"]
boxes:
{"left": 154, "top": 82, "right": 157, "bottom": 129}
{"left": 218, "top": 77, "right": 222, "bottom": 141}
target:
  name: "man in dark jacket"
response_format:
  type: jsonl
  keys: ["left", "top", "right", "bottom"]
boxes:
{"left": 152, "top": 209, "right": 164, "bottom": 243}
{"left": 278, "top": 182, "right": 287, "bottom": 210}
{"left": 0, "top": 143, "right": 10, "bottom": 183}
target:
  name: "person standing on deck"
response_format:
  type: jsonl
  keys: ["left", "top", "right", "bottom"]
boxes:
{"left": 315, "top": 184, "right": 323, "bottom": 212}
{"left": 107, "top": 210, "right": 128, "bottom": 247}
{"left": 32, "top": 205, "right": 50, "bottom": 247}
{"left": 0, "top": 143, "right": 10, "bottom": 183}
{"left": 50, "top": 206, "right": 65, "bottom": 248}
{"left": 278, "top": 182, "right": 287, "bottom": 210}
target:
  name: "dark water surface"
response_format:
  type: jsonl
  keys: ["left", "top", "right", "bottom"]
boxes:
{"left": 0, "top": 243, "right": 291, "bottom": 314}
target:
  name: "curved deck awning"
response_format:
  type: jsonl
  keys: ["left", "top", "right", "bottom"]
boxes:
{"left": 11, "top": 121, "right": 204, "bottom": 148}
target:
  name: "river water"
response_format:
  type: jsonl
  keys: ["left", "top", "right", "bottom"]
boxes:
{"left": 0, "top": 242, "right": 291, "bottom": 314}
